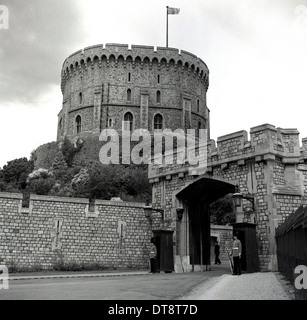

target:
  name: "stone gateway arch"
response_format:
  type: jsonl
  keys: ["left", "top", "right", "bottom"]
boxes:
{"left": 175, "top": 176, "right": 236, "bottom": 272}
{"left": 149, "top": 124, "right": 307, "bottom": 272}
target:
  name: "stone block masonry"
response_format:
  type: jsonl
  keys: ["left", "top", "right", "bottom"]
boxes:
{"left": 58, "top": 43, "right": 210, "bottom": 143}
{"left": 148, "top": 124, "right": 307, "bottom": 272}
{"left": 0, "top": 193, "right": 153, "bottom": 271}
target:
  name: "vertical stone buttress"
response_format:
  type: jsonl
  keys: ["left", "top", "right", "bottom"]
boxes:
{"left": 93, "top": 86, "right": 102, "bottom": 135}
{"left": 140, "top": 90, "right": 149, "bottom": 130}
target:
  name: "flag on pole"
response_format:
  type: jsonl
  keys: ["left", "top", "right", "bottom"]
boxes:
{"left": 167, "top": 7, "right": 180, "bottom": 15}
{"left": 166, "top": 6, "right": 180, "bottom": 47}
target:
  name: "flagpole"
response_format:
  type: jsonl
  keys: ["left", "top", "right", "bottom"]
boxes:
{"left": 166, "top": 6, "right": 169, "bottom": 47}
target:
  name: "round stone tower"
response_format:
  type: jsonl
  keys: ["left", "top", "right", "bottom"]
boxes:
{"left": 57, "top": 43, "right": 210, "bottom": 142}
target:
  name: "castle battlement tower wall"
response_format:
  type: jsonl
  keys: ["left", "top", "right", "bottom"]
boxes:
{"left": 149, "top": 123, "right": 307, "bottom": 272}
{"left": 58, "top": 43, "right": 210, "bottom": 142}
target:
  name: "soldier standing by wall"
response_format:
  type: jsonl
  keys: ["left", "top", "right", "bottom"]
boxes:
{"left": 230, "top": 234, "right": 242, "bottom": 275}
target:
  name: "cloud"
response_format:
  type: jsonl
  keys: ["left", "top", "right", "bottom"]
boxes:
{"left": 0, "top": 0, "right": 85, "bottom": 105}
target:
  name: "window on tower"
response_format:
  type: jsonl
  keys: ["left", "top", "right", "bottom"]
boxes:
{"left": 154, "top": 114, "right": 163, "bottom": 131}
{"left": 156, "top": 90, "right": 161, "bottom": 104}
{"left": 59, "top": 118, "right": 62, "bottom": 131}
{"left": 127, "top": 89, "right": 131, "bottom": 102}
{"left": 76, "top": 115, "right": 82, "bottom": 134}
{"left": 123, "top": 112, "right": 133, "bottom": 131}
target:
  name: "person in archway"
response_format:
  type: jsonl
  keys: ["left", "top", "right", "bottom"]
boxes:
{"left": 230, "top": 234, "right": 242, "bottom": 275}
{"left": 149, "top": 238, "right": 158, "bottom": 273}
{"left": 214, "top": 241, "right": 221, "bottom": 265}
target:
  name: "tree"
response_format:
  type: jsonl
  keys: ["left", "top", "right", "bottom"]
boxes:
{"left": 60, "top": 137, "right": 82, "bottom": 167}
{"left": 31, "top": 141, "right": 59, "bottom": 170}
{"left": 27, "top": 168, "right": 55, "bottom": 195}
{"left": 0, "top": 169, "right": 5, "bottom": 191}
{"left": 119, "top": 164, "right": 151, "bottom": 202}
{"left": 2, "top": 157, "right": 34, "bottom": 190}
{"left": 51, "top": 151, "right": 68, "bottom": 172}
{"left": 71, "top": 162, "right": 122, "bottom": 200}
{"left": 210, "top": 194, "right": 236, "bottom": 225}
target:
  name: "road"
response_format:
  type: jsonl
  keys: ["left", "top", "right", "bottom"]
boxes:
{"left": 0, "top": 270, "right": 226, "bottom": 300}
{"left": 0, "top": 264, "right": 295, "bottom": 301}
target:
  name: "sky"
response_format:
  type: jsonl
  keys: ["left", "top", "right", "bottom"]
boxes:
{"left": 0, "top": 0, "right": 307, "bottom": 168}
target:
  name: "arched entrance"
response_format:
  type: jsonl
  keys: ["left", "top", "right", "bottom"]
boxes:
{"left": 175, "top": 177, "right": 236, "bottom": 272}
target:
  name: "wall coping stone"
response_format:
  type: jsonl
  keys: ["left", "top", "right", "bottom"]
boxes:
{"left": 250, "top": 123, "right": 277, "bottom": 133}
{"left": 217, "top": 130, "right": 248, "bottom": 143}
{"left": 0, "top": 192, "right": 23, "bottom": 200}
{"left": 30, "top": 194, "right": 89, "bottom": 204}
{"left": 211, "top": 224, "right": 233, "bottom": 231}
{"left": 27, "top": 194, "right": 145, "bottom": 208}
{"left": 95, "top": 199, "right": 145, "bottom": 208}
{"left": 277, "top": 128, "right": 300, "bottom": 135}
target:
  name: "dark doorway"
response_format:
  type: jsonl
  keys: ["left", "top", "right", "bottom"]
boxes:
{"left": 152, "top": 230, "right": 174, "bottom": 273}
{"left": 188, "top": 200, "right": 211, "bottom": 267}
{"left": 177, "top": 177, "right": 236, "bottom": 270}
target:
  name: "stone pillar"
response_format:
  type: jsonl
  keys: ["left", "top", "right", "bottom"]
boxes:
{"left": 174, "top": 201, "right": 192, "bottom": 273}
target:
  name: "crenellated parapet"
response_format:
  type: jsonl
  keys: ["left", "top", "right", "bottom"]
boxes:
{"left": 61, "top": 43, "right": 209, "bottom": 93}
{"left": 207, "top": 124, "right": 301, "bottom": 170}
{"left": 149, "top": 124, "right": 303, "bottom": 180}
{"left": 58, "top": 43, "right": 210, "bottom": 143}
{"left": 148, "top": 123, "right": 307, "bottom": 273}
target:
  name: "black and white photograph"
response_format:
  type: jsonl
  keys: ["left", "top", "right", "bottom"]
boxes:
{"left": 0, "top": 0, "right": 306, "bottom": 306}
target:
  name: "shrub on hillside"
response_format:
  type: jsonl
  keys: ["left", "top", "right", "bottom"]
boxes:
{"left": 27, "top": 168, "right": 55, "bottom": 195}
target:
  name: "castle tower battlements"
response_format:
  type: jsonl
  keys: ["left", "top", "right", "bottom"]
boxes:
{"left": 58, "top": 43, "right": 210, "bottom": 143}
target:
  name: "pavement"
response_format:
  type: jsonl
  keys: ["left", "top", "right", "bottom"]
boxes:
{"left": 182, "top": 270, "right": 296, "bottom": 300}
{"left": 7, "top": 261, "right": 297, "bottom": 300}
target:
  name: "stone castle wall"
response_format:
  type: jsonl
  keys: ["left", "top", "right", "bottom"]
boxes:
{"left": 0, "top": 192, "right": 163, "bottom": 271}
{"left": 210, "top": 224, "right": 233, "bottom": 261}
{"left": 58, "top": 43, "right": 210, "bottom": 143}
{"left": 148, "top": 124, "right": 307, "bottom": 271}
{"left": 2, "top": 123, "right": 307, "bottom": 272}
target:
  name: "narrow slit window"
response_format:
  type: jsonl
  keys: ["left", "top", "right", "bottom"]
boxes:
{"left": 76, "top": 115, "right": 82, "bottom": 133}
{"left": 118, "top": 221, "right": 126, "bottom": 254}
{"left": 52, "top": 219, "right": 63, "bottom": 250}
{"left": 127, "top": 89, "right": 131, "bottom": 102}
{"left": 156, "top": 90, "right": 161, "bottom": 104}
